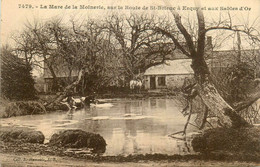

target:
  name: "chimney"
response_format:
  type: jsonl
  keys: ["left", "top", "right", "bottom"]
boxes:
{"left": 206, "top": 36, "right": 213, "bottom": 50}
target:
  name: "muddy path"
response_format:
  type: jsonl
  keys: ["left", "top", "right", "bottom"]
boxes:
{"left": 1, "top": 152, "right": 259, "bottom": 167}
{"left": 0, "top": 140, "right": 260, "bottom": 167}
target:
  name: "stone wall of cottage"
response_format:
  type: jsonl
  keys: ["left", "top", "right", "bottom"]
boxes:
{"left": 144, "top": 74, "right": 194, "bottom": 90}
{"left": 166, "top": 74, "right": 193, "bottom": 90}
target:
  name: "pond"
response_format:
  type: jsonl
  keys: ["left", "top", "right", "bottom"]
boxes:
{"left": 0, "top": 98, "right": 193, "bottom": 155}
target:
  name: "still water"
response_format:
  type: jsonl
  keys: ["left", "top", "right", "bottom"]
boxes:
{"left": 0, "top": 98, "right": 191, "bottom": 155}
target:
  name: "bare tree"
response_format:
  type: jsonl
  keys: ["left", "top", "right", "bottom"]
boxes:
{"left": 71, "top": 19, "right": 122, "bottom": 93}
{"left": 19, "top": 21, "right": 62, "bottom": 92}
{"left": 155, "top": 1, "right": 260, "bottom": 128}
{"left": 12, "top": 30, "right": 38, "bottom": 68}
{"left": 104, "top": 14, "right": 175, "bottom": 80}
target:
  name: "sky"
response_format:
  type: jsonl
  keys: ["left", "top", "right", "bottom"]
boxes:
{"left": 1, "top": 0, "right": 260, "bottom": 46}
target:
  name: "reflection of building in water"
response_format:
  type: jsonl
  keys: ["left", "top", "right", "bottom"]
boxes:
{"left": 91, "top": 112, "right": 101, "bottom": 133}
{"left": 148, "top": 98, "right": 167, "bottom": 110}
{"left": 122, "top": 120, "right": 139, "bottom": 154}
{"left": 158, "top": 99, "right": 166, "bottom": 109}
{"left": 150, "top": 98, "right": 157, "bottom": 107}
{"left": 125, "top": 101, "right": 131, "bottom": 114}
{"left": 125, "top": 100, "right": 143, "bottom": 115}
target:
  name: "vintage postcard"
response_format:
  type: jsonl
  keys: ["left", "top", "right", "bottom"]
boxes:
{"left": 0, "top": 0, "right": 260, "bottom": 166}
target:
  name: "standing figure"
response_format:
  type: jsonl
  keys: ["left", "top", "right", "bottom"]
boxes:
{"left": 130, "top": 79, "right": 142, "bottom": 93}
{"left": 66, "top": 95, "right": 76, "bottom": 114}
{"left": 84, "top": 92, "right": 97, "bottom": 107}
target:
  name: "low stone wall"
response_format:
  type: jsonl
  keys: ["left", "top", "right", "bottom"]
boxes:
{"left": 166, "top": 74, "right": 194, "bottom": 90}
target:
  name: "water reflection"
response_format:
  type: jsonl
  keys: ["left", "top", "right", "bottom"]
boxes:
{"left": 122, "top": 102, "right": 139, "bottom": 154}
{"left": 0, "top": 98, "right": 189, "bottom": 155}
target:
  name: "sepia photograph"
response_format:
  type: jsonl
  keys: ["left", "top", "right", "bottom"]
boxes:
{"left": 0, "top": 0, "right": 260, "bottom": 166}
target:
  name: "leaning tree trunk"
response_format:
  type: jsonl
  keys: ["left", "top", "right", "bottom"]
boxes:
{"left": 195, "top": 81, "right": 250, "bottom": 128}
{"left": 191, "top": 58, "right": 250, "bottom": 128}
{"left": 45, "top": 68, "right": 86, "bottom": 109}
{"left": 157, "top": 2, "right": 254, "bottom": 129}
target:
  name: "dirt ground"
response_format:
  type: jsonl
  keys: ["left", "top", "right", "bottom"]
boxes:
{"left": 0, "top": 153, "right": 259, "bottom": 167}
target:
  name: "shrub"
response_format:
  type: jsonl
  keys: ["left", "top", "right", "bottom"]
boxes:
{"left": 212, "top": 62, "right": 255, "bottom": 104}
{"left": 1, "top": 47, "right": 37, "bottom": 100}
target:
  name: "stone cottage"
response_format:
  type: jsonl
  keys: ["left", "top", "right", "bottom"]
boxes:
{"left": 143, "top": 59, "right": 194, "bottom": 90}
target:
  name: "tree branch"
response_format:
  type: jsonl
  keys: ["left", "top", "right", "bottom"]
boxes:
{"left": 173, "top": 12, "right": 196, "bottom": 56}
{"left": 196, "top": 1, "right": 206, "bottom": 58}
{"left": 154, "top": 27, "right": 191, "bottom": 58}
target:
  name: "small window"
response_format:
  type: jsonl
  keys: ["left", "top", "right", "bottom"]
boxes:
{"left": 158, "top": 76, "right": 166, "bottom": 86}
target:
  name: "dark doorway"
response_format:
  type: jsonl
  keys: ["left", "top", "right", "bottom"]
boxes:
{"left": 150, "top": 76, "right": 156, "bottom": 89}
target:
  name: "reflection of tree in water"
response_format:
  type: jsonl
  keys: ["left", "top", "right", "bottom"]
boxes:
{"left": 175, "top": 138, "right": 193, "bottom": 154}
{"left": 149, "top": 98, "right": 167, "bottom": 110}
{"left": 66, "top": 113, "right": 73, "bottom": 120}
{"left": 150, "top": 98, "right": 157, "bottom": 108}
{"left": 122, "top": 120, "right": 139, "bottom": 154}
{"left": 66, "top": 108, "right": 76, "bottom": 120}
{"left": 89, "top": 108, "right": 101, "bottom": 133}
{"left": 65, "top": 102, "right": 92, "bottom": 120}
{"left": 158, "top": 99, "right": 166, "bottom": 109}
{"left": 122, "top": 102, "right": 140, "bottom": 154}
